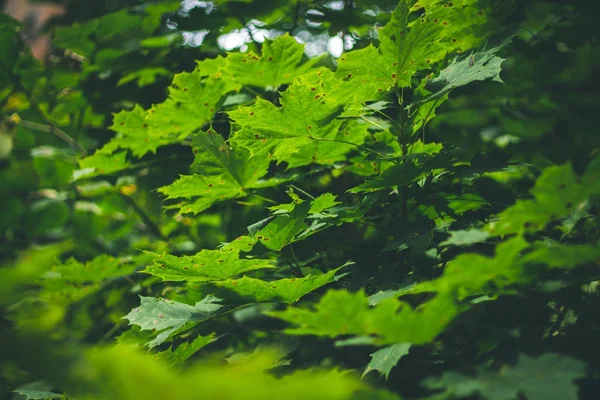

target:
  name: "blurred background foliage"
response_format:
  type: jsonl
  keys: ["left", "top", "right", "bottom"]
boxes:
{"left": 0, "top": 0, "right": 599, "bottom": 399}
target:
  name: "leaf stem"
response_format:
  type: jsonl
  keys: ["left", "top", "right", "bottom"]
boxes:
{"left": 119, "top": 193, "right": 175, "bottom": 252}
{"left": 307, "top": 134, "right": 392, "bottom": 160}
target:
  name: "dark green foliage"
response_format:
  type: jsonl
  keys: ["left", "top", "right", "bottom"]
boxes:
{"left": 1, "top": 0, "right": 599, "bottom": 399}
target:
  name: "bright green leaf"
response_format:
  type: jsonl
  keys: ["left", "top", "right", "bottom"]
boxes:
{"left": 215, "top": 264, "right": 346, "bottom": 304}
{"left": 143, "top": 250, "right": 274, "bottom": 282}
{"left": 258, "top": 201, "right": 311, "bottom": 250}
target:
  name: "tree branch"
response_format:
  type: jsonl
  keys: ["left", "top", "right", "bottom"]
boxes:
{"left": 0, "top": 60, "right": 87, "bottom": 155}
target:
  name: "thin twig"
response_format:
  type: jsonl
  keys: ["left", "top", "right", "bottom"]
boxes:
{"left": 409, "top": 97, "right": 440, "bottom": 155}
{"left": 363, "top": 104, "right": 404, "bottom": 130}
{"left": 18, "top": 119, "right": 86, "bottom": 154}
{"left": 307, "top": 134, "right": 393, "bottom": 161}
{"left": 0, "top": 60, "right": 86, "bottom": 155}
{"left": 288, "top": 184, "right": 316, "bottom": 200}
{"left": 119, "top": 193, "right": 175, "bottom": 252}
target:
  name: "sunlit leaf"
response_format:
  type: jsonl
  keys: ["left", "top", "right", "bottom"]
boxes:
{"left": 215, "top": 264, "right": 346, "bottom": 304}
{"left": 143, "top": 250, "right": 274, "bottom": 282}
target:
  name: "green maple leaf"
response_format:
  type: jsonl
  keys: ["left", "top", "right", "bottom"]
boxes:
{"left": 362, "top": 343, "right": 412, "bottom": 381}
{"left": 308, "top": 193, "right": 342, "bottom": 214}
{"left": 13, "top": 381, "right": 62, "bottom": 400}
{"left": 49, "top": 254, "right": 139, "bottom": 282}
{"left": 524, "top": 241, "right": 600, "bottom": 269}
{"left": 268, "top": 290, "right": 462, "bottom": 345}
{"left": 229, "top": 69, "right": 346, "bottom": 162}
{"left": 159, "top": 129, "right": 269, "bottom": 214}
{"left": 425, "top": 353, "right": 587, "bottom": 400}
{"left": 143, "top": 250, "right": 274, "bottom": 282}
{"left": 334, "top": 0, "right": 489, "bottom": 102}
{"left": 86, "top": 35, "right": 319, "bottom": 161}
{"left": 415, "top": 236, "right": 528, "bottom": 299}
{"left": 215, "top": 265, "right": 346, "bottom": 304}
{"left": 220, "top": 235, "right": 259, "bottom": 253}
{"left": 257, "top": 201, "right": 311, "bottom": 251}
{"left": 105, "top": 58, "right": 234, "bottom": 158}
{"left": 124, "top": 295, "right": 223, "bottom": 348}
{"left": 75, "top": 150, "right": 130, "bottom": 180}
{"left": 349, "top": 160, "right": 423, "bottom": 193}
{"left": 154, "top": 333, "right": 216, "bottom": 366}
{"left": 439, "top": 229, "right": 490, "bottom": 247}
{"left": 224, "top": 33, "right": 320, "bottom": 87}
{"left": 489, "top": 160, "right": 600, "bottom": 236}
{"left": 420, "top": 44, "right": 506, "bottom": 103}
{"left": 286, "top": 121, "right": 370, "bottom": 168}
